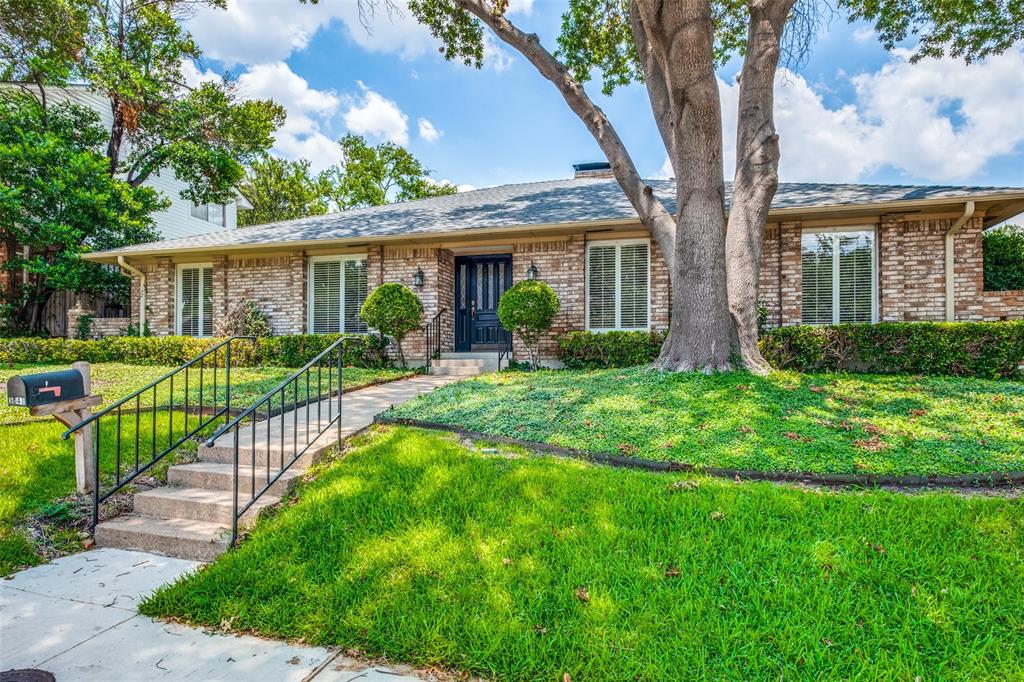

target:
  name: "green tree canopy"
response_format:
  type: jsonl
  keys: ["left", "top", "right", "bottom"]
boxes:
{"left": 1, "top": 0, "right": 285, "bottom": 205}
{"left": 238, "top": 157, "right": 331, "bottom": 227}
{"left": 0, "top": 93, "right": 163, "bottom": 332}
{"left": 326, "top": 133, "right": 457, "bottom": 210}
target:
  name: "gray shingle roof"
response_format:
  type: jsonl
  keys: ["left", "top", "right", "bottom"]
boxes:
{"left": 98, "top": 178, "right": 1023, "bottom": 256}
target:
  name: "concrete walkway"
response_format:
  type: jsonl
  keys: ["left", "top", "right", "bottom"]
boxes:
{"left": 1, "top": 550, "right": 430, "bottom": 681}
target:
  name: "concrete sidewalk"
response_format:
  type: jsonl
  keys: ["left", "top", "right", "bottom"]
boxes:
{"left": 1, "top": 549, "right": 428, "bottom": 681}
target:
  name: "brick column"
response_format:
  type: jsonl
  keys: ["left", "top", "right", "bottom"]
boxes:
{"left": 758, "top": 223, "right": 783, "bottom": 328}
{"left": 211, "top": 255, "right": 229, "bottom": 326}
{"left": 512, "top": 235, "right": 585, "bottom": 361}
{"left": 778, "top": 222, "right": 802, "bottom": 325}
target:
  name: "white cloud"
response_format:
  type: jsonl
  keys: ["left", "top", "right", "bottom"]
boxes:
{"left": 483, "top": 32, "right": 514, "bottom": 72}
{"left": 706, "top": 43, "right": 1024, "bottom": 183}
{"left": 456, "top": 183, "right": 477, "bottom": 192}
{"left": 236, "top": 62, "right": 343, "bottom": 172}
{"left": 852, "top": 26, "right": 876, "bottom": 44}
{"left": 507, "top": 0, "right": 534, "bottom": 15}
{"left": 418, "top": 118, "right": 441, "bottom": 142}
{"left": 343, "top": 83, "right": 410, "bottom": 145}
{"left": 180, "top": 60, "right": 221, "bottom": 87}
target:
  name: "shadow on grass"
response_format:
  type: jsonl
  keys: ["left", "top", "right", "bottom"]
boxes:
{"left": 141, "top": 426, "right": 1024, "bottom": 680}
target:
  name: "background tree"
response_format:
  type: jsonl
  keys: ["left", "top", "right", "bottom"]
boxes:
{"left": 338, "top": 0, "right": 1022, "bottom": 373}
{"left": 239, "top": 157, "right": 331, "bottom": 227}
{"left": 0, "top": 93, "right": 163, "bottom": 332}
{"left": 497, "top": 280, "right": 560, "bottom": 370}
{"left": 360, "top": 283, "right": 424, "bottom": 368}
{"left": 982, "top": 225, "right": 1024, "bottom": 292}
{"left": 326, "top": 133, "right": 457, "bottom": 210}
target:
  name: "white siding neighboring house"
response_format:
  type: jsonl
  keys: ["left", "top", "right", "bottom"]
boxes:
{"left": 11, "top": 84, "right": 251, "bottom": 238}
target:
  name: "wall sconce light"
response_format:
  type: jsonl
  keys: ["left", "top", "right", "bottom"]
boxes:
{"left": 413, "top": 267, "right": 425, "bottom": 288}
{"left": 527, "top": 261, "right": 539, "bottom": 280}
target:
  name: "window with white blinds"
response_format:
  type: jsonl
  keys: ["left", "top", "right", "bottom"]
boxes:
{"left": 586, "top": 240, "right": 650, "bottom": 331}
{"left": 308, "top": 255, "right": 368, "bottom": 334}
{"left": 177, "top": 264, "right": 213, "bottom": 337}
{"left": 801, "top": 230, "right": 876, "bottom": 325}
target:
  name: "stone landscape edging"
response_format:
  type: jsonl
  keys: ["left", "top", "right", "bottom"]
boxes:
{"left": 374, "top": 415, "right": 1024, "bottom": 488}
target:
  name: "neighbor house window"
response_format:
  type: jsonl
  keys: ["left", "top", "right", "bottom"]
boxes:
{"left": 176, "top": 264, "right": 213, "bottom": 337}
{"left": 190, "top": 202, "right": 227, "bottom": 226}
{"left": 801, "top": 229, "right": 876, "bottom": 325}
{"left": 586, "top": 239, "right": 650, "bottom": 331}
{"left": 308, "top": 255, "right": 369, "bottom": 333}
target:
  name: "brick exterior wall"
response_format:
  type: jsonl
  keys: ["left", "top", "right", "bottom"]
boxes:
{"left": 118, "top": 215, "right": 1020, "bottom": 355}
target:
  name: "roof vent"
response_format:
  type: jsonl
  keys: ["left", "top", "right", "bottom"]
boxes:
{"left": 573, "top": 161, "right": 613, "bottom": 179}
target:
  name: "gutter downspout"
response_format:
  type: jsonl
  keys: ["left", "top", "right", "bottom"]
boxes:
{"left": 944, "top": 200, "right": 976, "bottom": 321}
{"left": 117, "top": 255, "right": 146, "bottom": 333}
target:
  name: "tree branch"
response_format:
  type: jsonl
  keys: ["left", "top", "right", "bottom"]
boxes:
{"left": 452, "top": 0, "right": 676, "bottom": 268}
{"left": 628, "top": 0, "right": 677, "bottom": 176}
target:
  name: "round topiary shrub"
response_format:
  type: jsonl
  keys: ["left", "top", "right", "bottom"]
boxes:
{"left": 360, "top": 283, "right": 424, "bottom": 368}
{"left": 497, "top": 280, "right": 560, "bottom": 369}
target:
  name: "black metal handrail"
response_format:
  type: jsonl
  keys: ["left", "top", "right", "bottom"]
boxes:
{"left": 423, "top": 308, "right": 445, "bottom": 370}
{"left": 61, "top": 336, "right": 255, "bottom": 531}
{"left": 205, "top": 335, "right": 345, "bottom": 545}
{"left": 498, "top": 330, "right": 513, "bottom": 370}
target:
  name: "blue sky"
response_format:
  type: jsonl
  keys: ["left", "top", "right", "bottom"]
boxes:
{"left": 183, "top": 1, "right": 1024, "bottom": 190}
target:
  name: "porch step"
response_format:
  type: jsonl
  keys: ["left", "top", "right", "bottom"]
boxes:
{"left": 133, "top": 486, "right": 279, "bottom": 526}
{"left": 167, "top": 461, "right": 303, "bottom": 496}
{"left": 94, "top": 515, "right": 230, "bottom": 562}
{"left": 431, "top": 352, "right": 501, "bottom": 376}
{"left": 439, "top": 352, "right": 502, "bottom": 360}
{"left": 198, "top": 443, "right": 318, "bottom": 469}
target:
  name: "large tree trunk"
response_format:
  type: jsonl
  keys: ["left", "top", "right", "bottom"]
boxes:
{"left": 634, "top": 0, "right": 733, "bottom": 370}
{"left": 725, "top": 0, "right": 795, "bottom": 374}
{"left": 107, "top": 95, "right": 124, "bottom": 175}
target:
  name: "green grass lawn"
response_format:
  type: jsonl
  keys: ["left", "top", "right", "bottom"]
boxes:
{"left": 385, "top": 367, "right": 1024, "bottom": 476}
{"left": 142, "top": 426, "right": 1024, "bottom": 680}
{"left": 0, "top": 362, "right": 413, "bottom": 574}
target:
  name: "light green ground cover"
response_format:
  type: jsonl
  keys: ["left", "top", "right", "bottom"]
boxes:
{"left": 386, "top": 367, "right": 1024, "bottom": 476}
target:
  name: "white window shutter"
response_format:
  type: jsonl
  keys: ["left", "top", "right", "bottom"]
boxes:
{"left": 201, "top": 267, "right": 213, "bottom": 336}
{"left": 180, "top": 267, "right": 200, "bottom": 336}
{"left": 801, "top": 233, "right": 834, "bottom": 325}
{"left": 588, "top": 245, "right": 617, "bottom": 329}
{"left": 343, "top": 259, "right": 368, "bottom": 333}
{"left": 619, "top": 243, "right": 649, "bottom": 329}
{"left": 838, "top": 233, "right": 874, "bottom": 323}
{"left": 311, "top": 261, "right": 341, "bottom": 334}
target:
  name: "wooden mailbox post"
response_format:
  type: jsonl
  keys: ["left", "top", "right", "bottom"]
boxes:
{"left": 10, "top": 361, "right": 103, "bottom": 494}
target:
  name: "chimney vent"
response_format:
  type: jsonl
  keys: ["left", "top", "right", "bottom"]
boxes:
{"left": 573, "top": 161, "right": 613, "bottom": 179}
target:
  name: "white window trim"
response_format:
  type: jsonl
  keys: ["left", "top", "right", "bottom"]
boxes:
{"left": 585, "top": 238, "right": 652, "bottom": 332}
{"left": 175, "top": 262, "right": 213, "bottom": 337}
{"left": 307, "top": 254, "right": 369, "bottom": 334}
{"left": 800, "top": 226, "right": 879, "bottom": 324}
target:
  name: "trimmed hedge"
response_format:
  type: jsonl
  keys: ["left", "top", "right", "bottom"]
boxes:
{"left": 557, "top": 322, "right": 1024, "bottom": 378}
{"left": 759, "top": 322, "right": 1024, "bottom": 378}
{"left": 0, "top": 333, "right": 391, "bottom": 369}
{"left": 557, "top": 330, "right": 667, "bottom": 370}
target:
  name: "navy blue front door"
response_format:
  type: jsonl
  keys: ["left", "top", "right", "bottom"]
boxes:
{"left": 455, "top": 255, "right": 512, "bottom": 351}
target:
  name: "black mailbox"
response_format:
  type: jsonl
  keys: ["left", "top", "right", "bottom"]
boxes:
{"left": 7, "top": 369, "right": 86, "bottom": 407}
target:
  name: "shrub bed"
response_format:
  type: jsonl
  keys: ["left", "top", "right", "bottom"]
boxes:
{"left": 557, "top": 322, "right": 1024, "bottom": 378}
{"left": 0, "top": 333, "right": 391, "bottom": 369}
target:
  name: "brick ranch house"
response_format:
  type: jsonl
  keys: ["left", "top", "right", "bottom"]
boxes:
{"left": 81, "top": 164, "right": 1024, "bottom": 364}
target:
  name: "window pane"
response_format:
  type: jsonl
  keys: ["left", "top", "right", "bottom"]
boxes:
{"left": 201, "top": 267, "right": 213, "bottom": 336}
{"left": 838, "top": 232, "right": 873, "bottom": 323}
{"left": 209, "top": 203, "right": 225, "bottom": 226}
{"left": 801, "top": 233, "right": 834, "bottom": 325}
{"left": 180, "top": 267, "right": 200, "bottom": 336}
{"left": 343, "top": 259, "right": 368, "bottom": 333}
{"left": 190, "top": 203, "right": 208, "bottom": 221}
{"left": 619, "top": 243, "right": 649, "bottom": 329}
{"left": 588, "top": 245, "right": 617, "bottom": 329}
{"left": 312, "top": 261, "right": 341, "bottom": 334}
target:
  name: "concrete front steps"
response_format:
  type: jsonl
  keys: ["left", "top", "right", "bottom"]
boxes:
{"left": 94, "top": 440, "right": 322, "bottom": 562}
{"left": 430, "top": 352, "right": 503, "bottom": 376}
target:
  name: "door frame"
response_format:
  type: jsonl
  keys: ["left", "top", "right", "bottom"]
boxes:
{"left": 454, "top": 254, "right": 512, "bottom": 352}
